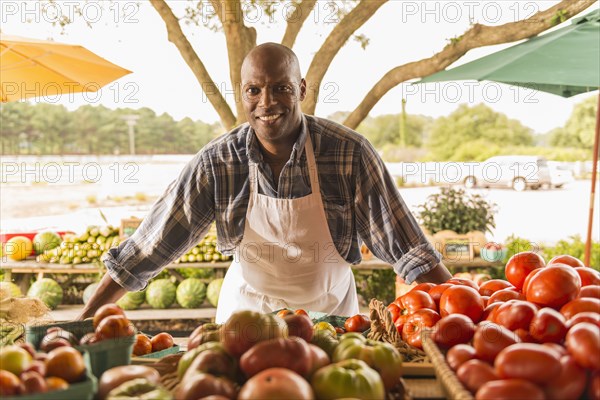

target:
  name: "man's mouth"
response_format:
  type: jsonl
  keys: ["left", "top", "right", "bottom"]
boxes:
{"left": 257, "top": 113, "right": 283, "bottom": 122}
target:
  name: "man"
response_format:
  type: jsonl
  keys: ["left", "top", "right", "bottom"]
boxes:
{"left": 79, "top": 43, "right": 451, "bottom": 323}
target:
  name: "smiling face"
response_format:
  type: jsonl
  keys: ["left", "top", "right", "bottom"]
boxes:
{"left": 241, "top": 44, "right": 306, "bottom": 147}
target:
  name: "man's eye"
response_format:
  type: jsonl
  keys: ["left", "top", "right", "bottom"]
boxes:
{"left": 246, "top": 88, "right": 259, "bottom": 96}
{"left": 277, "top": 85, "right": 292, "bottom": 93}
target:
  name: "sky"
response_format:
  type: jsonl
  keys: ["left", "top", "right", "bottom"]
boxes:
{"left": 1, "top": 0, "right": 598, "bottom": 134}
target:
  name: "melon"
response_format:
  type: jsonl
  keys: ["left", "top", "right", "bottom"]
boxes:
{"left": 0, "top": 281, "right": 22, "bottom": 298}
{"left": 145, "top": 279, "right": 176, "bottom": 309}
{"left": 176, "top": 278, "right": 207, "bottom": 308}
{"left": 27, "top": 278, "right": 63, "bottom": 310}
{"left": 117, "top": 290, "right": 146, "bottom": 310}
{"left": 82, "top": 282, "right": 100, "bottom": 304}
{"left": 33, "top": 231, "right": 62, "bottom": 255}
{"left": 206, "top": 278, "right": 224, "bottom": 307}
{"left": 4, "top": 236, "right": 33, "bottom": 260}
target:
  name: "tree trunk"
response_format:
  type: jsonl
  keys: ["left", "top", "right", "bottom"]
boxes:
{"left": 344, "top": 0, "right": 596, "bottom": 129}
{"left": 281, "top": 0, "right": 318, "bottom": 49}
{"left": 302, "top": 0, "right": 388, "bottom": 115}
{"left": 149, "top": 0, "right": 237, "bottom": 129}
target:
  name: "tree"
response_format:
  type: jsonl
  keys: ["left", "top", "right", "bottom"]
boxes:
{"left": 356, "top": 113, "right": 432, "bottom": 148}
{"left": 426, "top": 103, "right": 533, "bottom": 161}
{"left": 49, "top": 0, "right": 595, "bottom": 130}
{"left": 550, "top": 96, "right": 598, "bottom": 149}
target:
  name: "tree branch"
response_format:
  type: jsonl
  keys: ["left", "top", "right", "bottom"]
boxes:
{"left": 343, "top": 0, "right": 596, "bottom": 129}
{"left": 302, "top": 0, "right": 387, "bottom": 115}
{"left": 281, "top": 0, "right": 318, "bottom": 49}
{"left": 149, "top": 0, "right": 236, "bottom": 129}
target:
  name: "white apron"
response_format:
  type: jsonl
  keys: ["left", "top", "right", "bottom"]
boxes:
{"left": 215, "top": 134, "right": 359, "bottom": 323}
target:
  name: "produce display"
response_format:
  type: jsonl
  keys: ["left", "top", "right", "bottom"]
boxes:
{"left": 26, "top": 278, "right": 63, "bottom": 310}
{"left": 174, "top": 229, "right": 232, "bottom": 263}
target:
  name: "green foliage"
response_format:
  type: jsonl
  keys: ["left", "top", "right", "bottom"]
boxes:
{"left": 353, "top": 269, "right": 396, "bottom": 306}
{"left": 542, "top": 235, "right": 600, "bottom": 271}
{"left": 550, "top": 96, "right": 597, "bottom": 150}
{"left": 502, "top": 235, "right": 541, "bottom": 264}
{"left": 426, "top": 104, "right": 534, "bottom": 161}
{"left": 356, "top": 113, "right": 433, "bottom": 149}
{"left": 417, "top": 187, "right": 496, "bottom": 234}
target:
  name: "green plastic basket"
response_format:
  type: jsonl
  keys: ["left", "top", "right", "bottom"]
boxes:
{"left": 4, "top": 352, "right": 97, "bottom": 400}
{"left": 138, "top": 344, "right": 181, "bottom": 359}
{"left": 25, "top": 320, "right": 94, "bottom": 350}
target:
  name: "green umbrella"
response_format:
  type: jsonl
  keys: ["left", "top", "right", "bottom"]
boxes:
{"left": 418, "top": 8, "right": 600, "bottom": 265}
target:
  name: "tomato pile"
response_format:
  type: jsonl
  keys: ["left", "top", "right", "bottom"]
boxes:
{"left": 413, "top": 251, "right": 600, "bottom": 400}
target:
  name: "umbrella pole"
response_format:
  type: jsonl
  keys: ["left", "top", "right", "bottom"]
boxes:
{"left": 584, "top": 92, "right": 600, "bottom": 266}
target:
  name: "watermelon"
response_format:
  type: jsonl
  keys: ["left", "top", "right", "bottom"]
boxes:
{"left": 27, "top": 278, "right": 63, "bottom": 310}
{"left": 206, "top": 278, "right": 224, "bottom": 307}
{"left": 32, "top": 231, "right": 62, "bottom": 255}
{"left": 176, "top": 278, "right": 207, "bottom": 308}
{"left": 82, "top": 282, "right": 100, "bottom": 304}
{"left": 145, "top": 279, "right": 176, "bottom": 309}
{"left": 117, "top": 290, "right": 146, "bottom": 310}
{"left": 0, "top": 281, "right": 22, "bottom": 298}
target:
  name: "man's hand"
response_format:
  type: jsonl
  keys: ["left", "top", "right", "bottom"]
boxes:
{"left": 76, "top": 273, "right": 127, "bottom": 320}
{"left": 416, "top": 262, "right": 452, "bottom": 284}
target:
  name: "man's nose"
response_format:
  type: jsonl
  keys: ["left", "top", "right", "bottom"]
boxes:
{"left": 258, "top": 87, "right": 276, "bottom": 107}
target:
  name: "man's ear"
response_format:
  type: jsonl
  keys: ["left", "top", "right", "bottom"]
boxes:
{"left": 299, "top": 78, "right": 307, "bottom": 101}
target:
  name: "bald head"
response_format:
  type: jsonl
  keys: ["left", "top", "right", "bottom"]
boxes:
{"left": 241, "top": 43, "right": 302, "bottom": 82}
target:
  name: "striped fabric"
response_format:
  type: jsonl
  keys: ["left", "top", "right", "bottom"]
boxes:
{"left": 104, "top": 115, "right": 441, "bottom": 291}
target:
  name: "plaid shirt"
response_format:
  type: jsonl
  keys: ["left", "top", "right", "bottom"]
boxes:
{"left": 105, "top": 115, "right": 441, "bottom": 290}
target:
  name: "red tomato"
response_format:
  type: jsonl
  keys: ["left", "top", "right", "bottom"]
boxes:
{"left": 151, "top": 332, "right": 174, "bottom": 352}
{"left": 544, "top": 355, "right": 587, "bottom": 400}
{"left": 542, "top": 342, "right": 568, "bottom": 357}
{"left": 132, "top": 334, "right": 152, "bottom": 356}
{"left": 401, "top": 308, "right": 441, "bottom": 349}
{"left": 579, "top": 285, "right": 600, "bottom": 299}
{"left": 478, "top": 279, "right": 515, "bottom": 297}
{"left": 93, "top": 303, "right": 126, "bottom": 329}
{"left": 529, "top": 307, "right": 567, "bottom": 344}
{"left": 473, "top": 322, "right": 520, "bottom": 363}
{"left": 428, "top": 283, "right": 453, "bottom": 306}
{"left": 431, "top": 313, "right": 475, "bottom": 349}
{"left": 95, "top": 315, "right": 135, "bottom": 340}
{"left": 457, "top": 359, "right": 498, "bottom": 394}
{"left": 560, "top": 297, "right": 600, "bottom": 320}
{"left": 522, "top": 268, "right": 543, "bottom": 295}
{"left": 565, "top": 322, "right": 600, "bottom": 370}
{"left": 46, "top": 347, "right": 86, "bottom": 384}
{"left": 294, "top": 309, "right": 309, "bottom": 317}
{"left": 504, "top": 251, "right": 545, "bottom": 290}
{"left": 446, "top": 344, "right": 476, "bottom": 371}
{"left": 386, "top": 303, "right": 400, "bottom": 322}
{"left": 514, "top": 328, "right": 536, "bottom": 343}
{"left": 526, "top": 264, "right": 582, "bottom": 309}
{"left": 588, "top": 370, "right": 600, "bottom": 400}
{"left": 494, "top": 300, "right": 537, "bottom": 331}
{"left": 395, "top": 290, "right": 437, "bottom": 314}
{"left": 548, "top": 254, "right": 585, "bottom": 268}
{"left": 439, "top": 285, "right": 484, "bottom": 323}
{"left": 483, "top": 302, "right": 502, "bottom": 322}
{"left": 394, "top": 315, "right": 409, "bottom": 334}
{"left": 574, "top": 267, "right": 600, "bottom": 286}
{"left": 446, "top": 277, "right": 479, "bottom": 290}
{"left": 476, "top": 379, "right": 545, "bottom": 400}
{"left": 410, "top": 282, "right": 435, "bottom": 293}
{"left": 494, "top": 343, "right": 561, "bottom": 385}
{"left": 480, "top": 296, "right": 489, "bottom": 307}
{"left": 344, "top": 314, "right": 371, "bottom": 333}
{"left": 487, "top": 288, "right": 525, "bottom": 305}
{"left": 238, "top": 368, "right": 314, "bottom": 400}
{"left": 276, "top": 310, "right": 293, "bottom": 318}
{"left": 566, "top": 311, "right": 600, "bottom": 329}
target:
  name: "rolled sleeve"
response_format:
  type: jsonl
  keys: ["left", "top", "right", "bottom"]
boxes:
{"left": 392, "top": 242, "right": 442, "bottom": 284}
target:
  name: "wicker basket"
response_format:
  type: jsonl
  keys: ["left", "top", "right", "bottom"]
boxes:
{"left": 367, "top": 298, "right": 428, "bottom": 363}
{"left": 421, "top": 329, "right": 473, "bottom": 400}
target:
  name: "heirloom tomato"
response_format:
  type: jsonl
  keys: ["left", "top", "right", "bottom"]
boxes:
{"left": 311, "top": 359, "right": 385, "bottom": 400}
{"left": 401, "top": 308, "right": 441, "bottom": 349}
{"left": 222, "top": 310, "right": 287, "bottom": 357}
{"left": 344, "top": 314, "right": 371, "bottom": 333}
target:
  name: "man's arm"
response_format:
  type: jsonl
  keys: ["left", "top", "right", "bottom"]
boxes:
{"left": 415, "top": 262, "right": 452, "bottom": 284}
{"left": 76, "top": 272, "right": 126, "bottom": 320}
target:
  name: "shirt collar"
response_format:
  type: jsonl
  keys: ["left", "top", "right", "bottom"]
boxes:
{"left": 246, "top": 115, "right": 308, "bottom": 164}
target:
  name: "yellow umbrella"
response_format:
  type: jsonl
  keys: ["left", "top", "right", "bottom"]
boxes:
{"left": 0, "top": 34, "right": 131, "bottom": 102}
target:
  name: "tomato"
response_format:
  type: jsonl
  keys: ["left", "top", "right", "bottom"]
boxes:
{"left": 566, "top": 311, "right": 600, "bottom": 329}
{"left": 476, "top": 379, "right": 545, "bottom": 400}
{"left": 387, "top": 303, "right": 400, "bottom": 322}
{"left": 294, "top": 309, "right": 309, "bottom": 316}
{"left": 239, "top": 368, "right": 313, "bottom": 400}
{"left": 222, "top": 311, "right": 287, "bottom": 358}
{"left": 428, "top": 283, "right": 453, "bottom": 307}
{"left": 20, "top": 371, "right": 47, "bottom": 395}
{"left": 334, "top": 326, "right": 345, "bottom": 335}
{"left": 98, "top": 365, "right": 160, "bottom": 400}
{"left": 344, "top": 314, "right": 371, "bottom": 333}
{"left": 177, "top": 342, "right": 228, "bottom": 380}
{"left": 548, "top": 254, "right": 585, "bottom": 268}
{"left": 431, "top": 313, "right": 475, "bottom": 349}
{"left": 574, "top": 267, "right": 600, "bottom": 286}
{"left": 565, "top": 322, "right": 600, "bottom": 370}
{"left": 447, "top": 277, "right": 479, "bottom": 290}
{"left": 439, "top": 285, "right": 484, "bottom": 323}
{"left": 0, "top": 370, "right": 21, "bottom": 396}
{"left": 529, "top": 307, "right": 567, "bottom": 343}
{"left": 456, "top": 359, "right": 498, "bottom": 394}
{"left": 133, "top": 334, "right": 152, "bottom": 356}
{"left": 188, "top": 323, "right": 222, "bottom": 350}
{"left": 494, "top": 300, "right": 537, "bottom": 331}
{"left": 96, "top": 315, "right": 135, "bottom": 340}
{"left": 0, "top": 345, "right": 32, "bottom": 376}
{"left": 543, "top": 342, "right": 568, "bottom": 357}
{"left": 22, "top": 360, "right": 46, "bottom": 377}
{"left": 513, "top": 328, "right": 536, "bottom": 343}
{"left": 505, "top": 251, "right": 545, "bottom": 290}
{"left": 543, "top": 355, "right": 587, "bottom": 400}
{"left": 401, "top": 308, "right": 441, "bottom": 349}
{"left": 151, "top": 332, "right": 174, "bottom": 352}
{"left": 473, "top": 321, "right": 520, "bottom": 363}
{"left": 276, "top": 309, "right": 293, "bottom": 318}
{"left": 240, "top": 337, "right": 312, "bottom": 378}
{"left": 579, "top": 285, "right": 600, "bottom": 299}
{"left": 333, "top": 333, "right": 403, "bottom": 391}
{"left": 311, "top": 359, "right": 385, "bottom": 400}
{"left": 494, "top": 343, "right": 561, "bottom": 384}
{"left": 394, "top": 314, "right": 408, "bottom": 333}
{"left": 522, "top": 268, "right": 543, "bottom": 295}
{"left": 395, "top": 290, "right": 437, "bottom": 314}
{"left": 312, "top": 321, "right": 337, "bottom": 337}
{"left": 283, "top": 314, "right": 313, "bottom": 342}
{"left": 478, "top": 279, "right": 515, "bottom": 297}
{"left": 526, "top": 264, "right": 581, "bottom": 309}
{"left": 177, "top": 373, "right": 238, "bottom": 400}
{"left": 410, "top": 282, "right": 436, "bottom": 293}
{"left": 483, "top": 302, "right": 502, "bottom": 322}
{"left": 560, "top": 297, "right": 600, "bottom": 320}
{"left": 446, "top": 344, "right": 476, "bottom": 371}
{"left": 307, "top": 344, "right": 330, "bottom": 377}
{"left": 93, "top": 303, "right": 126, "bottom": 329}
{"left": 46, "top": 346, "right": 86, "bottom": 383}
{"left": 588, "top": 370, "right": 600, "bottom": 400}
{"left": 487, "top": 288, "right": 525, "bottom": 305}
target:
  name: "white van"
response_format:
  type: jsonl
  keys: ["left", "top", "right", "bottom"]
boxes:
{"left": 463, "top": 156, "right": 552, "bottom": 191}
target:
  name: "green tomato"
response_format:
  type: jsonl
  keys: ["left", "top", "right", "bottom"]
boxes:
{"left": 177, "top": 341, "right": 226, "bottom": 379}
{"left": 311, "top": 359, "right": 385, "bottom": 400}
{"left": 333, "top": 335, "right": 403, "bottom": 391}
